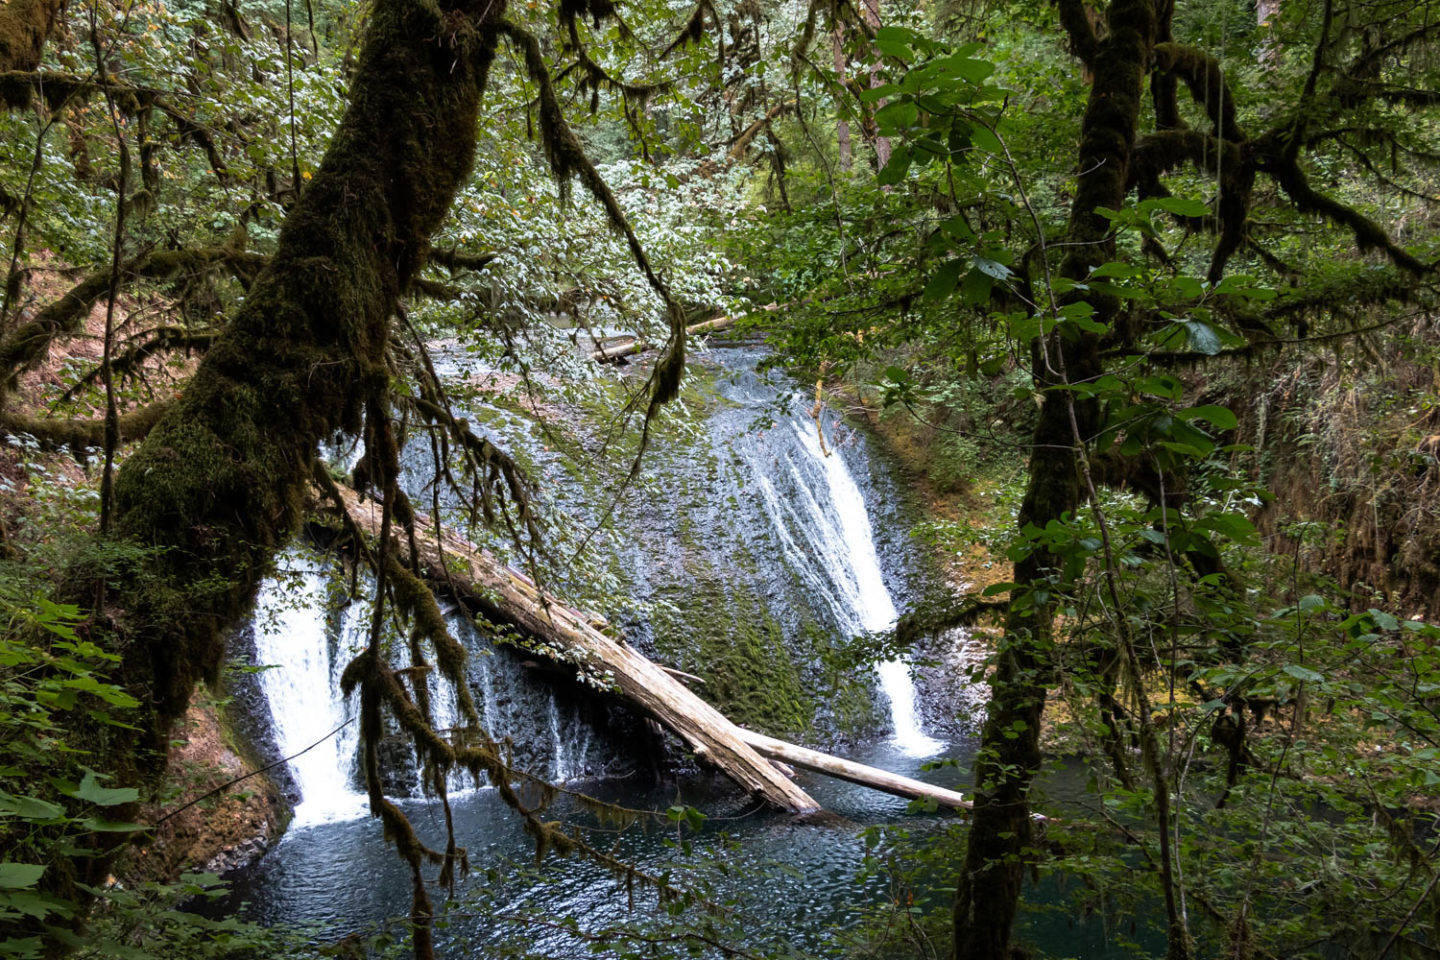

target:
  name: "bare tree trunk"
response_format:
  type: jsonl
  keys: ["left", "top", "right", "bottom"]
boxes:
{"left": 861, "top": 0, "right": 890, "bottom": 169}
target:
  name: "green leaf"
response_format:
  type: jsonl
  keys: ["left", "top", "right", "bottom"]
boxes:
{"left": 78, "top": 817, "right": 146, "bottom": 833}
{"left": 858, "top": 83, "right": 903, "bottom": 103}
{"left": 0, "top": 793, "right": 66, "bottom": 822}
{"left": 1150, "top": 195, "right": 1209, "bottom": 217}
{"left": 873, "top": 26, "right": 922, "bottom": 58}
{"left": 923, "top": 258, "right": 967, "bottom": 302}
{"left": 67, "top": 771, "right": 138, "bottom": 808}
{"left": 0, "top": 865, "right": 45, "bottom": 891}
{"left": 875, "top": 100, "right": 919, "bottom": 132}
{"left": 876, "top": 143, "right": 912, "bottom": 185}
{"left": 1179, "top": 404, "right": 1238, "bottom": 430}
{"left": 1184, "top": 321, "right": 1223, "bottom": 355}
{"left": 1283, "top": 664, "right": 1324, "bottom": 683}
{"left": 969, "top": 124, "right": 1003, "bottom": 155}
{"left": 961, "top": 267, "right": 993, "bottom": 305}
{"left": 1088, "top": 261, "right": 1141, "bottom": 280}
{"left": 974, "top": 256, "right": 1011, "bottom": 280}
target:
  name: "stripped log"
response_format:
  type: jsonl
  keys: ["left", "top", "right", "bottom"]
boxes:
{"left": 332, "top": 487, "right": 822, "bottom": 814}
{"left": 736, "top": 729, "right": 971, "bottom": 811}
{"left": 591, "top": 313, "right": 741, "bottom": 363}
{"left": 590, "top": 301, "right": 793, "bottom": 364}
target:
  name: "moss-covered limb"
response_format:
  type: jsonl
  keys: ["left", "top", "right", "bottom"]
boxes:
{"left": 109, "top": 0, "right": 508, "bottom": 742}
{"left": 409, "top": 277, "right": 467, "bottom": 301}
{"left": 0, "top": 0, "right": 63, "bottom": 77}
{"left": 659, "top": 1, "right": 711, "bottom": 59}
{"left": 409, "top": 394, "right": 539, "bottom": 543}
{"left": 558, "top": 14, "right": 672, "bottom": 106}
{"left": 498, "top": 19, "right": 686, "bottom": 418}
{"left": 0, "top": 246, "right": 258, "bottom": 395}
{"left": 1054, "top": 0, "right": 1100, "bottom": 66}
{"left": 1253, "top": 140, "right": 1432, "bottom": 276}
{"left": 1152, "top": 43, "right": 1245, "bottom": 143}
{"left": 1343, "top": 20, "right": 1440, "bottom": 81}
{"left": 1129, "top": 130, "right": 1244, "bottom": 192}
{"left": 691, "top": 99, "right": 797, "bottom": 178}
{"left": 426, "top": 248, "right": 498, "bottom": 274}
{"left": 57, "top": 327, "right": 221, "bottom": 403}
{"left": 0, "top": 396, "right": 173, "bottom": 448}
{"left": 0, "top": 70, "right": 225, "bottom": 181}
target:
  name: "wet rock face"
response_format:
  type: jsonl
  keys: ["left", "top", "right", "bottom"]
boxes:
{"left": 203, "top": 834, "right": 271, "bottom": 876}
{"left": 372, "top": 731, "right": 422, "bottom": 798}
{"left": 128, "top": 693, "right": 288, "bottom": 884}
{"left": 226, "top": 622, "right": 300, "bottom": 805}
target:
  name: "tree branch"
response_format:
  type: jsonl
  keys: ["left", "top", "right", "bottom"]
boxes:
{"left": 0, "top": 396, "right": 174, "bottom": 448}
{"left": 0, "top": 246, "right": 260, "bottom": 395}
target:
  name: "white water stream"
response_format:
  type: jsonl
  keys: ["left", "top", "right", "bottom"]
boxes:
{"left": 251, "top": 554, "right": 367, "bottom": 827}
{"left": 784, "top": 421, "right": 944, "bottom": 757}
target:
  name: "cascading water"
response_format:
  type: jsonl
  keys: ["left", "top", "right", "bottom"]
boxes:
{"left": 251, "top": 553, "right": 366, "bottom": 827}
{"left": 750, "top": 416, "right": 943, "bottom": 757}
{"left": 213, "top": 347, "right": 1160, "bottom": 959}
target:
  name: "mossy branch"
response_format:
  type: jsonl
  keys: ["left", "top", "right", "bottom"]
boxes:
{"left": 57, "top": 326, "right": 220, "bottom": 403}
{"left": 1152, "top": 43, "right": 1245, "bottom": 142}
{"left": 427, "top": 248, "right": 498, "bottom": 274}
{"left": 1257, "top": 144, "right": 1432, "bottom": 275}
{"left": 1055, "top": 0, "right": 1101, "bottom": 66}
{"left": 0, "top": 396, "right": 174, "bottom": 448}
{"left": 0, "top": 245, "right": 259, "bottom": 396}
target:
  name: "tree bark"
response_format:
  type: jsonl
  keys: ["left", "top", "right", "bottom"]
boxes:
{"left": 950, "top": 0, "right": 1155, "bottom": 957}
{"left": 832, "top": 25, "right": 852, "bottom": 172}
{"left": 860, "top": 0, "right": 890, "bottom": 170}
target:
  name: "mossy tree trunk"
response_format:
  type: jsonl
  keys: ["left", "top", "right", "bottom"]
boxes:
{"left": 103, "top": 0, "right": 507, "bottom": 799}
{"left": 950, "top": 1, "right": 1155, "bottom": 956}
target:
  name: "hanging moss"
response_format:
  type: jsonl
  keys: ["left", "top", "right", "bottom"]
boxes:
{"left": 0, "top": 0, "right": 64, "bottom": 80}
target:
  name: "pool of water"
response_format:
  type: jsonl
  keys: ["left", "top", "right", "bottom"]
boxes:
{"left": 212, "top": 739, "right": 1166, "bottom": 959}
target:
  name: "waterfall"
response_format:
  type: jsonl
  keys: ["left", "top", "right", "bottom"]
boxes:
{"left": 252, "top": 553, "right": 367, "bottom": 827}
{"left": 744, "top": 412, "right": 943, "bottom": 757}
{"left": 250, "top": 346, "right": 943, "bottom": 828}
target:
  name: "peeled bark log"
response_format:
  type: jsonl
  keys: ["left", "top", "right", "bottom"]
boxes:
{"left": 735, "top": 729, "right": 970, "bottom": 810}
{"left": 333, "top": 486, "right": 823, "bottom": 814}
{"left": 592, "top": 313, "right": 738, "bottom": 362}
{"left": 591, "top": 304, "right": 789, "bottom": 363}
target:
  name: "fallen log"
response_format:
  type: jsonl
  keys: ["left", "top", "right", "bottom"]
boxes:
{"left": 591, "top": 313, "right": 742, "bottom": 363}
{"left": 327, "top": 489, "right": 971, "bottom": 816}
{"left": 735, "top": 729, "right": 971, "bottom": 811}
{"left": 332, "top": 487, "right": 822, "bottom": 814}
